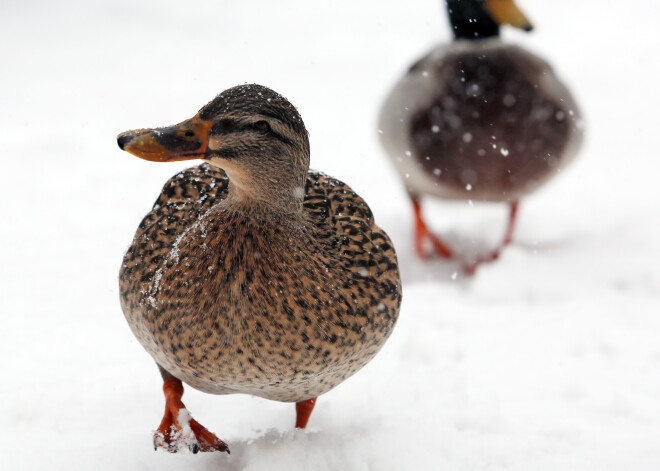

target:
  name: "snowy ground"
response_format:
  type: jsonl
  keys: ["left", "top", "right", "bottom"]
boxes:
{"left": 1, "top": 0, "right": 659, "bottom": 469}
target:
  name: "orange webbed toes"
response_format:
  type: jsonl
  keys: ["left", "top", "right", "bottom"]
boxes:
{"left": 153, "top": 407, "right": 229, "bottom": 454}
{"left": 189, "top": 418, "right": 229, "bottom": 453}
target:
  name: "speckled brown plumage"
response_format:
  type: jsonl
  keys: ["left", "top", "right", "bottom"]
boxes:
{"left": 119, "top": 162, "right": 400, "bottom": 402}
{"left": 117, "top": 85, "right": 401, "bottom": 452}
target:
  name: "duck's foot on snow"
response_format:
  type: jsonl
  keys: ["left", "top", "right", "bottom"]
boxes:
{"left": 412, "top": 197, "right": 453, "bottom": 259}
{"left": 153, "top": 378, "right": 229, "bottom": 454}
{"left": 462, "top": 200, "right": 520, "bottom": 275}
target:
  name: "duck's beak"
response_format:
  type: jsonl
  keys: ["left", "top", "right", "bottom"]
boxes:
{"left": 484, "top": 0, "right": 534, "bottom": 32}
{"left": 117, "top": 116, "right": 213, "bottom": 162}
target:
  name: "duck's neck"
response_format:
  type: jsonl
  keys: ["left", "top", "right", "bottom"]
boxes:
{"left": 219, "top": 168, "right": 306, "bottom": 221}
{"left": 445, "top": 0, "right": 500, "bottom": 41}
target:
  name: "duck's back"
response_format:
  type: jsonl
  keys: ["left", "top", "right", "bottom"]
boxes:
{"left": 119, "top": 163, "right": 400, "bottom": 402}
{"left": 379, "top": 41, "right": 583, "bottom": 201}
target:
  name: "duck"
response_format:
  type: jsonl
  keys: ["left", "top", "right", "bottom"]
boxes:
{"left": 117, "top": 84, "right": 401, "bottom": 454}
{"left": 378, "top": 0, "right": 583, "bottom": 272}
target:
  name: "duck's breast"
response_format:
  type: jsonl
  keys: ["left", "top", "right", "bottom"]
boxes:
{"left": 379, "top": 41, "right": 583, "bottom": 201}
{"left": 121, "top": 166, "right": 401, "bottom": 402}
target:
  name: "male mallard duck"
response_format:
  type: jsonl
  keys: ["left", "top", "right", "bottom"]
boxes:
{"left": 379, "top": 0, "right": 583, "bottom": 272}
{"left": 117, "top": 84, "right": 401, "bottom": 453}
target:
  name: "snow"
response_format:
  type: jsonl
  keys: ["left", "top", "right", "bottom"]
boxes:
{"left": 1, "top": 0, "right": 659, "bottom": 469}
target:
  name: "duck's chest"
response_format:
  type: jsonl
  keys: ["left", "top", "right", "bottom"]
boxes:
{"left": 381, "top": 43, "right": 581, "bottom": 201}
{"left": 415, "top": 52, "right": 572, "bottom": 192}
{"left": 151, "top": 214, "right": 333, "bottom": 319}
{"left": 137, "top": 215, "right": 380, "bottom": 398}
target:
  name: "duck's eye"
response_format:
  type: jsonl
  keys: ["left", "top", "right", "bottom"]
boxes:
{"left": 254, "top": 120, "right": 270, "bottom": 133}
{"left": 184, "top": 130, "right": 195, "bottom": 137}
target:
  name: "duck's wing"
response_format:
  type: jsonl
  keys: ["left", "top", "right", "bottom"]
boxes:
{"left": 147, "top": 162, "right": 229, "bottom": 232}
{"left": 304, "top": 170, "right": 400, "bottom": 281}
{"left": 302, "top": 170, "right": 401, "bottom": 361}
{"left": 120, "top": 163, "right": 229, "bottom": 309}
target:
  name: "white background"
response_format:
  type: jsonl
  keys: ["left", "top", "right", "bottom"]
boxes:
{"left": 1, "top": 0, "right": 659, "bottom": 469}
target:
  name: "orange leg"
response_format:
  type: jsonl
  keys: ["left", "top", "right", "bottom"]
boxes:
{"left": 295, "top": 397, "right": 317, "bottom": 429}
{"left": 154, "top": 378, "right": 229, "bottom": 454}
{"left": 412, "top": 197, "right": 452, "bottom": 259}
{"left": 464, "top": 200, "right": 519, "bottom": 275}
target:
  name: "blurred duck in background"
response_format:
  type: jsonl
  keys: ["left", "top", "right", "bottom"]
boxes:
{"left": 379, "top": 0, "right": 583, "bottom": 273}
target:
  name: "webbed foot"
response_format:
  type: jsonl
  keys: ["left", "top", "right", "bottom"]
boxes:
{"left": 154, "top": 378, "right": 229, "bottom": 454}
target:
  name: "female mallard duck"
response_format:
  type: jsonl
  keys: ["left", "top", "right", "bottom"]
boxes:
{"left": 117, "top": 84, "right": 401, "bottom": 453}
{"left": 379, "top": 0, "right": 583, "bottom": 272}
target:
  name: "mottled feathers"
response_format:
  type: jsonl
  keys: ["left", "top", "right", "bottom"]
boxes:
{"left": 120, "top": 163, "right": 401, "bottom": 402}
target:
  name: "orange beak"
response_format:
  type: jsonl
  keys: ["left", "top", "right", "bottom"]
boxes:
{"left": 117, "top": 115, "right": 213, "bottom": 162}
{"left": 484, "top": 0, "right": 534, "bottom": 32}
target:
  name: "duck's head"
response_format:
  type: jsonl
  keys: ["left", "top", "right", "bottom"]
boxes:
{"left": 118, "top": 84, "right": 310, "bottom": 211}
{"left": 445, "top": 0, "right": 533, "bottom": 40}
